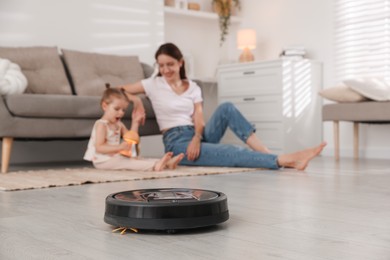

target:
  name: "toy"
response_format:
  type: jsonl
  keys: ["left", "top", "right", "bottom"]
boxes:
{"left": 120, "top": 130, "right": 140, "bottom": 157}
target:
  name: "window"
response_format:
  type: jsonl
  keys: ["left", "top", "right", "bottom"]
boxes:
{"left": 334, "top": 0, "right": 390, "bottom": 81}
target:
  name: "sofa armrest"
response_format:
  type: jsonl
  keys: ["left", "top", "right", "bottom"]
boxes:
{"left": 0, "top": 96, "right": 14, "bottom": 137}
{"left": 191, "top": 79, "right": 218, "bottom": 122}
{"left": 192, "top": 78, "right": 217, "bottom": 90}
{"left": 141, "top": 62, "right": 155, "bottom": 78}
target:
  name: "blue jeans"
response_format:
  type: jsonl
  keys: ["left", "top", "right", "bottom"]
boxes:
{"left": 162, "top": 102, "right": 280, "bottom": 169}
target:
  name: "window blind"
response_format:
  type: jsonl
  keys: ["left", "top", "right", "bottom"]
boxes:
{"left": 334, "top": 0, "right": 390, "bottom": 81}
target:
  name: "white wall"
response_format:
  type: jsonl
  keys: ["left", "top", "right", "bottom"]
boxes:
{"left": 164, "top": 3, "right": 239, "bottom": 79}
{"left": 0, "top": 0, "right": 165, "bottom": 163}
{"left": 2, "top": 0, "right": 389, "bottom": 164}
{"left": 166, "top": 0, "right": 390, "bottom": 159}
{"left": 0, "top": 0, "right": 164, "bottom": 63}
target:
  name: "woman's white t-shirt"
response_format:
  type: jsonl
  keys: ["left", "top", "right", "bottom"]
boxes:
{"left": 141, "top": 77, "right": 203, "bottom": 131}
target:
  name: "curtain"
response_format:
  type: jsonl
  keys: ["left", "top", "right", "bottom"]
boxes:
{"left": 334, "top": 0, "right": 390, "bottom": 81}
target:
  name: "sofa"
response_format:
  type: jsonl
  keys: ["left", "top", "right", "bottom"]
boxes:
{"left": 0, "top": 46, "right": 162, "bottom": 173}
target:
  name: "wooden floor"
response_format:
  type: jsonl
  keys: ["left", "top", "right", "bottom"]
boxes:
{"left": 1, "top": 156, "right": 390, "bottom": 260}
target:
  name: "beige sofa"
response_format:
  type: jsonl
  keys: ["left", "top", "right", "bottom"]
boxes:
{"left": 0, "top": 46, "right": 160, "bottom": 173}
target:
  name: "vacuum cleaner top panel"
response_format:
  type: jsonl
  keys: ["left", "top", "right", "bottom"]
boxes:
{"left": 113, "top": 188, "right": 219, "bottom": 204}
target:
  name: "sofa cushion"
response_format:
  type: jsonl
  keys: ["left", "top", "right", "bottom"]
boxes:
{"left": 5, "top": 94, "right": 102, "bottom": 118}
{"left": 62, "top": 49, "right": 144, "bottom": 96}
{"left": 4, "top": 94, "right": 156, "bottom": 119}
{"left": 343, "top": 77, "right": 390, "bottom": 101}
{"left": 323, "top": 101, "right": 390, "bottom": 122}
{"left": 0, "top": 46, "right": 72, "bottom": 95}
{"left": 319, "top": 85, "right": 368, "bottom": 103}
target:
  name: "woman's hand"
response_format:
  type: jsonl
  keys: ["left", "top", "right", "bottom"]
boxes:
{"left": 186, "top": 136, "right": 201, "bottom": 161}
{"left": 120, "top": 82, "right": 147, "bottom": 125}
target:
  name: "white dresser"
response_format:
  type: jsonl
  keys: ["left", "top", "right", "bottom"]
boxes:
{"left": 217, "top": 59, "right": 322, "bottom": 153}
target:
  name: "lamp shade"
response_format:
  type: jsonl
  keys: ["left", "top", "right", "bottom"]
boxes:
{"left": 237, "top": 29, "right": 257, "bottom": 50}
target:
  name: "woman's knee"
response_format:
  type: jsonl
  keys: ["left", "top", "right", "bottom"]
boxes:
{"left": 218, "top": 102, "right": 235, "bottom": 113}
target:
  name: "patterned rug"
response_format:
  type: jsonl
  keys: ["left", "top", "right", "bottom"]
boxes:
{"left": 0, "top": 166, "right": 258, "bottom": 191}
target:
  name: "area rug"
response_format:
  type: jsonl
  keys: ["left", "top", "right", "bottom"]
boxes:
{"left": 0, "top": 166, "right": 258, "bottom": 191}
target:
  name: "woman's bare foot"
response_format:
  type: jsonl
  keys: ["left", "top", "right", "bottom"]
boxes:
{"left": 277, "top": 142, "right": 327, "bottom": 170}
{"left": 153, "top": 152, "right": 173, "bottom": 171}
{"left": 167, "top": 153, "right": 185, "bottom": 169}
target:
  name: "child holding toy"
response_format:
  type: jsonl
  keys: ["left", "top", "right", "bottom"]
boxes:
{"left": 84, "top": 85, "right": 184, "bottom": 171}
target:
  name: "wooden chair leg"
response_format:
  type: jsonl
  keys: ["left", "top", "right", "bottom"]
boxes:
{"left": 333, "top": 121, "right": 339, "bottom": 161}
{"left": 1, "top": 137, "right": 13, "bottom": 173}
{"left": 353, "top": 122, "right": 359, "bottom": 159}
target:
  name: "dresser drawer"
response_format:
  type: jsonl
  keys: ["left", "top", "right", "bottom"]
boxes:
{"left": 218, "top": 67, "right": 282, "bottom": 97}
{"left": 219, "top": 95, "right": 282, "bottom": 122}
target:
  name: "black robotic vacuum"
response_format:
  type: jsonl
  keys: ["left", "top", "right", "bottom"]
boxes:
{"left": 104, "top": 188, "right": 229, "bottom": 232}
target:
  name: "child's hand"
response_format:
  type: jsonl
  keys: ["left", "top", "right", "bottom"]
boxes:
{"left": 119, "top": 141, "right": 131, "bottom": 151}
{"left": 123, "top": 130, "right": 139, "bottom": 144}
{"left": 132, "top": 100, "right": 146, "bottom": 125}
{"left": 119, "top": 141, "right": 132, "bottom": 157}
{"left": 132, "top": 112, "right": 144, "bottom": 125}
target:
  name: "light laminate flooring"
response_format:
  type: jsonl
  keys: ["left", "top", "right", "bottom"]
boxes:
{"left": 1, "top": 156, "right": 390, "bottom": 260}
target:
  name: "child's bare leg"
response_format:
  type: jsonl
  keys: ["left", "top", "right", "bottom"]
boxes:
{"left": 153, "top": 152, "right": 173, "bottom": 171}
{"left": 246, "top": 133, "right": 271, "bottom": 153}
{"left": 166, "top": 153, "right": 185, "bottom": 169}
{"left": 277, "top": 142, "right": 327, "bottom": 171}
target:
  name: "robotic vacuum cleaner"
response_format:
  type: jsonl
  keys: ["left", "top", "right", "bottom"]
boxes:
{"left": 104, "top": 188, "right": 229, "bottom": 232}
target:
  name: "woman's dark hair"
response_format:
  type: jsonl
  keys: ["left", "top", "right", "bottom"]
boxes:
{"left": 155, "top": 43, "right": 187, "bottom": 80}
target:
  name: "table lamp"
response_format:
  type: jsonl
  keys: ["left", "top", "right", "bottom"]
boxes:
{"left": 237, "top": 29, "right": 256, "bottom": 62}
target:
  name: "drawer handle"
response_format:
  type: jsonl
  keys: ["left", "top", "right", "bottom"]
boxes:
{"left": 243, "top": 71, "right": 255, "bottom": 75}
{"left": 243, "top": 97, "right": 255, "bottom": 101}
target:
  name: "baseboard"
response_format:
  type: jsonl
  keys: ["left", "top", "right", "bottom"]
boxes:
{"left": 322, "top": 146, "right": 390, "bottom": 159}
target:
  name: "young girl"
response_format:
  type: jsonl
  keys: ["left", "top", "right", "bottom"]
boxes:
{"left": 84, "top": 85, "right": 184, "bottom": 171}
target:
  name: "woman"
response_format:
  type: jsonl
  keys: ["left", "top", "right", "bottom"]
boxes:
{"left": 121, "top": 43, "right": 326, "bottom": 170}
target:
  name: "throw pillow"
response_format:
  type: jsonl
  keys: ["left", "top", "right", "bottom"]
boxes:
{"left": 0, "top": 58, "right": 28, "bottom": 95}
{"left": 319, "top": 85, "right": 368, "bottom": 102}
{"left": 0, "top": 46, "right": 72, "bottom": 94}
{"left": 343, "top": 77, "right": 390, "bottom": 101}
{"left": 62, "top": 49, "right": 144, "bottom": 96}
